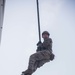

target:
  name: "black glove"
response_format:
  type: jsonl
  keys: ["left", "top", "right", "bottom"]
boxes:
{"left": 50, "top": 53, "right": 55, "bottom": 61}
{"left": 37, "top": 41, "right": 42, "bottom": 46}
{"left": 36, "top": 41, "right": 43, "bottom": 52}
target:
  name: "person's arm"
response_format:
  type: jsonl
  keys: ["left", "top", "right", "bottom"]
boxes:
{"left": 42, "top": 38, "right": 52, "bottom": 51}
{"left": 43, "top": 38, "right": 55, "bottom": 61}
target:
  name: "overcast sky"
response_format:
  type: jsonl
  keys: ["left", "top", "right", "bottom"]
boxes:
{"left": 0, "top": 0, "right": 75, "bottom": 75}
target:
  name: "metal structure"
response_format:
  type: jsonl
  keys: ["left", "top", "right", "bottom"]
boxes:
{"left": 0, "top": 0, "right": 5, "bottom": 44}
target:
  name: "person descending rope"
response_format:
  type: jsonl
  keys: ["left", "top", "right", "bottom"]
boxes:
{"left": 21, "top": 31, "right": 55, "bottom": 75}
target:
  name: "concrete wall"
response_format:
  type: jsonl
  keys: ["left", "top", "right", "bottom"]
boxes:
{"left": 0, "top": 0, "right": 5, "bottom": 43}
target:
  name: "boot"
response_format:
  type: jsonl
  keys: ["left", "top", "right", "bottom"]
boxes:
{"left": 22, "top": 69, "right": 32, "bottom": 75}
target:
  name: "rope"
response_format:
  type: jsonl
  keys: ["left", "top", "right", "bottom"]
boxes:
{"left": 36, "top": 0, "right": 41, "bottom": 42}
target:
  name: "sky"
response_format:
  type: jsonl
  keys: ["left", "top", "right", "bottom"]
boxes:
{"left": 0, "top": 0, "right": 75, "bottom": 75}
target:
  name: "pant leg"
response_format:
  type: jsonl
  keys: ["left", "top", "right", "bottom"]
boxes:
{"left": 37, "top": 59, "right": 50, "bottom": 68}
{"left": 28, "top": 50, "right": 51, "bottom": 73}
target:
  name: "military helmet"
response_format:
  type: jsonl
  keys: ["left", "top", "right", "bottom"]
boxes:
{"left": 42, "top": 31, "right": 50, "bottom": 36}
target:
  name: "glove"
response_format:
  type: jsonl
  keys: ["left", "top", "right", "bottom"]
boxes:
{"left": 36, "top": 41, "right": 43, "bottom": 52}
{"left": 50, "top": 53, "right": 55, "bottom": 61}
{"left": 37, "top": 41, "right": 42, "bottom": 46}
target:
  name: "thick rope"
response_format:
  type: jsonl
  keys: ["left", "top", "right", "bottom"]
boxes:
{"left": 36, "top": 0, "right": 41, "bottom": 42}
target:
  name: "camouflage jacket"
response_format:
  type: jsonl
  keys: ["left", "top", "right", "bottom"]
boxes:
{"left": 36, "top": 38, "right": 52, "bottom": 52}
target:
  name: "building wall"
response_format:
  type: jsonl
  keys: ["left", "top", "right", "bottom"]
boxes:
{"left": 0, "top": 0, "right": 5, "bottom": 43}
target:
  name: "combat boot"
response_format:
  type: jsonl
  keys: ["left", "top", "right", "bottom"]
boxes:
{"left": 22, "top": 69, "right": 32, "bottom": 75}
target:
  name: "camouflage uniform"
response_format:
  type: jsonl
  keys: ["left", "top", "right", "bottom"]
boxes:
{"left": 22, "top": 38, "right": 53, "bottom": 75}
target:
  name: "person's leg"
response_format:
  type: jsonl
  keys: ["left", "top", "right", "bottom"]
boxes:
{"left": 28, "top": 50, "right": 51, "bottom": 72}
{"left": 37, "top": 59, "right": 50, "bottom": 68}
{"left": 22, "top": 53, "right": 38, "bottom": 75}
{"left": 22, "top": 50, "right": 51, "bottom": 75}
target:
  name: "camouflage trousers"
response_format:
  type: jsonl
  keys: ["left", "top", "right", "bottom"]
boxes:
{"left": 27, "top": 50, "right": 51, "bottom": 73}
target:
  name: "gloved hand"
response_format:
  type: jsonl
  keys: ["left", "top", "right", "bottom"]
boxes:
{"left": 36, "top": 41, "right": 43, "bottom": 52}
{"left": 50, "top": 53, "right": 55, "bottom": 61}
{"left": 37, "top": 41, "right": 42, "bottom": 46}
